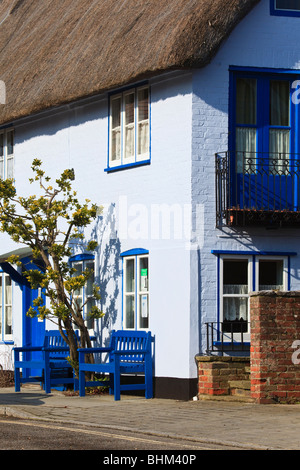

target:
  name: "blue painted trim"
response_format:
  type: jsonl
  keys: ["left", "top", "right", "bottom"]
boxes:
{"left": 211, "top": 250, "right": 297, "bottom": 256}
{"left": 270, "top": 0, "right": 300, "bottom": 17}
{"left": 0, "top": 123, "right": 14, "bottom": 131}
{"left": 69, "top": 253, "right": 95, "bottom": 262}
{"left": 120, "top": 248, "right": 149, "bottom": 257}
{"left": 229, "top": 65, "right": 300, "bottom": 75}
{"left": 104, "top": 159, "right": 150, "bottom": 173}
{"left": 288, "top": 256, "right": 291, "bottom": 290}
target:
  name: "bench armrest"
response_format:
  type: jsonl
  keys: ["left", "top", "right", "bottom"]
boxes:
{"left": 78, "top": 347, "right": 112, "bottom": 354}
{"left": 13, "top": 346, "right": 43, "bottom": 352}
{"left": 113, "top": 349, "right": 149, "bottom": 355}
{"left": 42, "top": 346, "right": 70, "bottom": 352}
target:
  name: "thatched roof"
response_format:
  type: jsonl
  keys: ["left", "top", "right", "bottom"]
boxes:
{"left": 0, "top": 0, "right": 260, "bottom": 126}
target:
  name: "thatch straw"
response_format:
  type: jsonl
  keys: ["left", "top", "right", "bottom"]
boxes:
{"left": 0, "top": 0, "right": 260, "bottom": 125}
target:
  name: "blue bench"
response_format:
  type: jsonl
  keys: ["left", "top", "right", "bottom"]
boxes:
{"left": 78, "top": 330, "right": 154, "bottom": 400}
{"left": 14, "top": 330, "right": 79, "bottom": 394}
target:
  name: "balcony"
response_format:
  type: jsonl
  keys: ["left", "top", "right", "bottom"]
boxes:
{"left": 216, "top": 151, "right": 300, "bottom": 227}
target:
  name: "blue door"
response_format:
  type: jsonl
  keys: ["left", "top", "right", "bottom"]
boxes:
{"left": 22, "top": 264, "right": 45, "bottom": 379}
{"left": 230, "top": 71, "right": 299, "bottom": 213}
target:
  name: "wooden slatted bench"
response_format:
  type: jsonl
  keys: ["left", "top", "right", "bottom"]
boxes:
{"left": 14, "top": 330, "right": 79, "bottom": 394}
{"left": 78, "top": 330, "right": 154, "bottom": 400}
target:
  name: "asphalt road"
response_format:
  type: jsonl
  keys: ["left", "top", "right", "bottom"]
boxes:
{"left": 0, "top": 417, "right": 248, "bottom": 453}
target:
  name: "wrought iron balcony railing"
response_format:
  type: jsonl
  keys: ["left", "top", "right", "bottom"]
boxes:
{"left": 216, "top": 152, "right": 300, "bottom": 227}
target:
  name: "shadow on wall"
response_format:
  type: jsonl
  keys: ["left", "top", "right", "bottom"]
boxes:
{"left": 74, "top": 202, "right": 121, "bottom": 348}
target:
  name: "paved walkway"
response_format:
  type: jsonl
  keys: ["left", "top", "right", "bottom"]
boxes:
{"left": 0, "top": 385, "right": 299, "bottom": 450}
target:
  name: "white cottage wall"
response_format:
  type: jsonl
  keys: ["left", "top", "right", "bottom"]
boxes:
{"left": 1, "top": 73, "right": 194, "bottom": 396}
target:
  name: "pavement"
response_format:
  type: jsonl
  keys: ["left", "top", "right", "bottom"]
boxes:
{"left": 0, "top": 385, "right": 300, "bottom": 450}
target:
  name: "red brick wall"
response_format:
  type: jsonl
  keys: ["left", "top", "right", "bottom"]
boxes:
{"left": 195, "top": 356, "right": 250, "bottom": 397}
{"left": 250, "top": 292, "right": 300, "bottom": 404}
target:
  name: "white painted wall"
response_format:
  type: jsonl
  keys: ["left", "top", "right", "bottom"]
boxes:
{"left": 0, "top": 73, "right": 193, "bottom": 381}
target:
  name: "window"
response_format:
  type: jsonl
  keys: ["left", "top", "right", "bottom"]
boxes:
{"left": 122, "top": 250, "right": 149, "bottom": 329}
{"left": 219, "top": 254, "right": 288, "bottom": 336}
{"left": 220, "top": 257, "right": 251, "bottom": 333}
{"left": 271, "top": 0, "right": 300, "bottom": 16}
{"left": 70, "top": 255, "right": 95, "bottom": 330}
{"left": 0, "top": 129, "right": 14, "bottom": 180}
{"left": 108, "top": 86, "right": 150, "bottom": 169}
{"left": 233, "top": 74, "right": 293, "bottom": 173}
{"left": 0, "top": 272, "right": 12, "bottom": 341}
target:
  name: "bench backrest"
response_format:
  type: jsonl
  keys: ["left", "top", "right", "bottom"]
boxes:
{"left": 110, "top": 330, "right": 153, "bottom": 363}
{"left": 43, "top": 330, "right": 79, "bottom": 358}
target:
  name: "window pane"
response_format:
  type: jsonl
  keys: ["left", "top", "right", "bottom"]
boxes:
{"left": 138, "top": 88, "right": 148, "bottom": 122}
{"left": 0, "top": 156, "right": 4, "bottom": 180}
{"left": 111, "top": 97, "right": 121, "bottom": 162}
{"left": 139, "top": 257, "right": 148, "bottom": 292}
{"left": 86, "top": 261, "right": 94, "bottom": 297}
{"left": 269, "top": 129, "right": 290, "bottom": 172}
{"left": 111, "top": 97, "right": 121, "bottom": 129}
{"left": 7, "top": 155, "right": 14, "bottom": 179}
{"left": 6, "top": 131, "right": 13, "bottom": 155}
{"left": 124, "top": 93, "right": 134, "bottom": 125}
{"left": 73, "top": 262, "right": 83, "bottom": 297}
{"left": 276, "top": 0, "right": 300, "bottom": 10}
{"left": 125, "top": 259, "right": 135, "bottom": 293}
{"left": 138, "top": 121, "right": 149, "bottom": 156}
{"left": 125, "top": 295, "right": 135, "bottom": 328}
{"left": 223, "top": 259, "right": 249, "bottom": 324}
{"left": 0, "top": 134, "right": 3, "bottom": 157}
{"left": 224, "top": 259, "right": 248, "bottom": 286}
{"left": 236, "top": 127, "right": 256, "bottom": 173}
{"left": 0, "top": 277, "right": 2, "bottom": 336}
{"left": 5, "top": 276, "right": 12, "bottom": 304}
{"left": 5, "top": 306, "right": 12, "bottom": 335}
{"left": 270, "top": 80, "right": 290, "bottom": 126}
{"left": 259, "top": 260, "right": 284, "bottom": 290}
{"left": 224, "top": 297, "right": 248, "bottom": 322}
{"left": 236, "top": 78, "right": 257, "bottom": 125}
{"left": 111, "top": 129, "right": 121, "bottom": 161}
{"left": 139, "top": 294, "right": 149, "bottom": 328}
{"left": 124, "top": 125, "right": 134, "bottom": 158}
{"left": 86, "top": 297, "right": 95, "bottom": 330}
{"left": 4, "top": 276, "right": 12, "bottom": 336}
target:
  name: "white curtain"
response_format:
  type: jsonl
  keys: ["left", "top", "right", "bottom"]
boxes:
{"left": 236, "top": 128, "right": 256, "bottom": 173}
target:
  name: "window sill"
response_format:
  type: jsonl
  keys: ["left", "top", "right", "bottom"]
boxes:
{"left": 105, "top": 159, "right": 150, "bottom": 173}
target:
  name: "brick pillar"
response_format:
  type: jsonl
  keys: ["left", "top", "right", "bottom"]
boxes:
{"left": 250, "top": 291, "right": 300, "bottom": 404}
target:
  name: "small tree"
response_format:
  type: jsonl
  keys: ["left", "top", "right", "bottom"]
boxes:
{"left": 0, "top": 159, "right": 104, "bottom": 373}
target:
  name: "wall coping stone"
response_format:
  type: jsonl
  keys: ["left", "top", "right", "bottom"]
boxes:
{"left": 195, "top": 355, "right": 250, "bottom": 363}
{"left": 250, "top": 290, "right": 300, "bottom": 298}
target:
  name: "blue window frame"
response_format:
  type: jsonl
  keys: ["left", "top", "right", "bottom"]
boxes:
{"left": 229, "top": 67, "right": 300, "bottom": 211}
{"left": 121, "top": 249, "right": 149, "bottom": 330}
{"left": 106, "top": 84, "right": 150, "bottom": 172}
{"left": 212, "top": 250, "right": 295, "bottom": 340}
{"left": 270, "top": 0, "right": 300, "bottom": 17}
